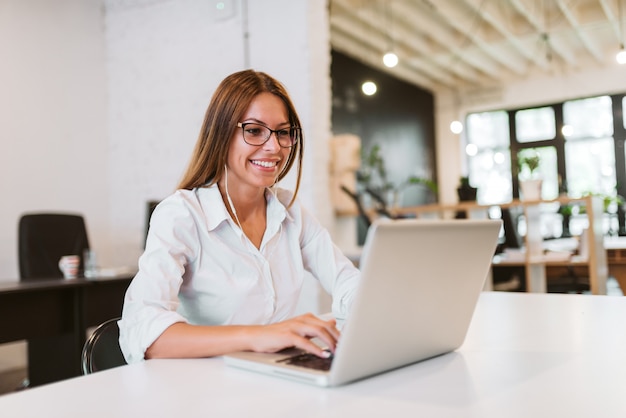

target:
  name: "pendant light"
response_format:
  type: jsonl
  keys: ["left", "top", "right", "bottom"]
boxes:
{"left": 382, "top": 0, "right": 398, "bottom": 68}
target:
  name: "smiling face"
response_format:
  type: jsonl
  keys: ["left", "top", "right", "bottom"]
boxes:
{"left": 224, "top": 92, "right": 293, "bottom": 194}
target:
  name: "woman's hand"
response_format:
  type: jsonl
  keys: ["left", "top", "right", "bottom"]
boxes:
{"left": 248, "top": 313, "right": 340, "bottom": 358}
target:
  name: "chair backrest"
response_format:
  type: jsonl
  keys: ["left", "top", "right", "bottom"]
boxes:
{"left": 18, "top": 213, "right": 90, "bottom": 280}
{"left": 81, "top": 317, "right": 127, "bottom": 375}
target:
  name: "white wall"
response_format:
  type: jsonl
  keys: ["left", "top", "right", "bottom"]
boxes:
{"left": 0, "top": 0, "right": 109, "bottom": 280}
{"left": 434, "top": 66, "right": 626, "bottom": 205}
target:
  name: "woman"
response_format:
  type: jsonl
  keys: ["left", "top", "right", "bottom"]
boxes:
{"left": 119, "top": 70, "right": 360, "bottom": 363}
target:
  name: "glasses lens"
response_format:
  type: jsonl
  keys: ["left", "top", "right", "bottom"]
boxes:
{"left": 275, "top": 128, "right": 297, "bottom": 148}
{"left": 241, "top": 123, "right": 270, "bottom": 146}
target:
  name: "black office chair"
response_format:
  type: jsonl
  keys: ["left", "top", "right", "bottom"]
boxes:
{"left": 81, "top": 317, "right": 127, "bottom": 375}
{"left": 18, "top": 213, "right": 90, "bottom": 280}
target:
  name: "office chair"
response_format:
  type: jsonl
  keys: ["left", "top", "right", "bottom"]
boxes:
{"left": 81, "top": 317, "right": 127, "bottom": 375}
{"left": 18, "top": 213, "right": 90, "bottom": 280}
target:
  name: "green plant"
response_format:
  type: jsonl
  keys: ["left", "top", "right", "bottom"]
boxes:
{"left": 575, "top": 192, "right": 624, "bottom": 214}
{"left": 356, "top": 144, "right": 437, "bottom": 203}
{"left": 356, "top": 144, "right": 393, "bottom": 194}
{"left": 559, "top": 204, "right": 574, "bottom": 216}
{"left": 404, "top": 175, "right": 438, "bottom": 195}
{"left": 603, "top": 194, "right": 624, "bottom": 212}
{"left": 517, "top": 150, "right": 541, "bottom": 178}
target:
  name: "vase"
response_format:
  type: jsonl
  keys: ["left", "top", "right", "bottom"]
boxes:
{"left": 519, "top": 179, "right": 543, "bottom": 201}
{"left": 457, "top": 185, "right": 478, "bottom": 202}
{"left": 561, "top": 214, "right": 572, "bottom": 238}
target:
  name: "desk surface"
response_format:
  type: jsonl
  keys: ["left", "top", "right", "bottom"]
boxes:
{"left": 0, "top": 275, "right": 133, "bottom": 293}
{"left": 2, "top": 292, "right": 626, "bottom": 417}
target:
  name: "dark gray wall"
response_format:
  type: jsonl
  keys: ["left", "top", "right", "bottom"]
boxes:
{"left": 331, "top": 50, "right": 436, "bottom": 208}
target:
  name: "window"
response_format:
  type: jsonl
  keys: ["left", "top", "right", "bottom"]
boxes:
{"left": 465, "top": 111, "right": 511, "bottom": 204}
{"left": 465, "top": 93, "right": 625, "bottom": 206}
{"left": 515, "top": 107, "right": 555, "bottom": 143}
{"left": 563, "top": 96, "right": 615, "bottom": 197}
{"left": 563, "top": 96, "right": 613, "bottom": 139}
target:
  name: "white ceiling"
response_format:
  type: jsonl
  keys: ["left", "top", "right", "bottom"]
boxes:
{"left": 330, "top": 0, "right": 626, "bottom": 94}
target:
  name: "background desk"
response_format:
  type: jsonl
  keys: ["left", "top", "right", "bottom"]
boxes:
{"left": 0, "top": 276, "right": 132, "bottom": 386}
{"left": 1, "top": 292, "right": 625, "bottom": 417}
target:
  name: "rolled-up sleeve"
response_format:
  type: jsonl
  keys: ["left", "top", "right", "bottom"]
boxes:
{"left": 118, "top": 195, "right": 200, "bottom": 364}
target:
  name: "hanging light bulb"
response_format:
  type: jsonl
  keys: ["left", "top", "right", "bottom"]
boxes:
{"left": 383, "top": 51, "right": 398, "bottom": 68}
{"left": 382, "top": 0, "right": 398, "bottom": 68}
{"left": 617, "top": 45, "right": 626, "bottom": 65}
{"left": 450, "top": 120, "right": 464, "bottom": 134}
{"left": 361, "top": 81, "right": 377, "bottom": 96}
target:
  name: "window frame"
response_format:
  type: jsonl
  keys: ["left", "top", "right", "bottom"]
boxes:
{"left": 466, "top": 93, "right": 625, "bottom": 201}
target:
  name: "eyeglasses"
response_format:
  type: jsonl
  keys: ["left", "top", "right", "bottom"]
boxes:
{"left": 237, "top": 122, "right": 300, "bottom": 148}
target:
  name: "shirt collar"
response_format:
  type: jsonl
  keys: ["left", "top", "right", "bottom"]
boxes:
{"left": 198, "top": 185, "right": 292, "bottom": 232}
{"left": 198, "top": 185, "right": 232, "bottom": 232}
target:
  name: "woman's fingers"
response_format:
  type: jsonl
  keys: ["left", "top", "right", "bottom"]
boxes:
{"left": 253, "top": 314, "right": 341, "bottom": 357}
{"left": 291, "top": 314, "right": 340, "bottom": 351}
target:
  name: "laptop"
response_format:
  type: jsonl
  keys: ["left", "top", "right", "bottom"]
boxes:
{"left": 224, "top": 218, "right": 502, "bottom": 387}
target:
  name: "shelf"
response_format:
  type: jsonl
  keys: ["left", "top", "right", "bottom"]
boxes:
{"left": 339, "top": 195, "right": 608, "bottom": 295}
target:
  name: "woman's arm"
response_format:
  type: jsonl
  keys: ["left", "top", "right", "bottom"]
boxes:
{"left": 145, "top": 313, "right": 340, "bottom": 359}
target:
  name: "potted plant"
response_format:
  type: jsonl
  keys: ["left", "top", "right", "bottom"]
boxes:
{"left": 558, "top": 204, "right": 574, "bottom": 238}
{"left": 517, "top": 150, "right": 542, "bottom": 201}
{"left": 354, "top": 144, "right": 437, "bottom": 211}
{"left": 457, "top": 176, "right": 477, "bottom": 201}
{"left": 518, "top": 152, "right": 541, "bottom": 178}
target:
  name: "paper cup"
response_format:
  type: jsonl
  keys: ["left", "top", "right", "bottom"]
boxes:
{"left": 58, "top": 255, "right": 80, "bottom": 279}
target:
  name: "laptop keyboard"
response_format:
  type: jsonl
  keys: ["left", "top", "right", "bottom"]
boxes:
{"left": 277, "top": 350, "right": 334, "bottom": 371}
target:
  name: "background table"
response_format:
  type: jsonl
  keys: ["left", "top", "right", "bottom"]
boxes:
{"left": 1, "top": 291, "right": 625, "bottom": 417}
{"left": 0, "top": 275, "right": 132, "bottom": 386}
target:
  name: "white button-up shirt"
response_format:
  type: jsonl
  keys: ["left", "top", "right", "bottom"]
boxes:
{"left": 119, "top": 185, "right": 360, "bottom": 363}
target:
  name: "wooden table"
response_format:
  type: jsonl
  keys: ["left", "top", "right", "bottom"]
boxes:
{"left": 0, "top": 275, "right": 132, "bottom": 386}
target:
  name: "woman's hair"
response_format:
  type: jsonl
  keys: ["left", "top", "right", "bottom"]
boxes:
{"left": 178, "top": 70, "right": 304, "bottom": 205}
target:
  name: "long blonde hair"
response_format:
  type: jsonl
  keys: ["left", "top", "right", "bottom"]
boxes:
{"left": 178, "top": 70, "right": 303, "bottom": 206}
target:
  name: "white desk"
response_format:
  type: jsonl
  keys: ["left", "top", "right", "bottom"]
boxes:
{"left": 2, "top": 292, "right": 626, "bottom": 417}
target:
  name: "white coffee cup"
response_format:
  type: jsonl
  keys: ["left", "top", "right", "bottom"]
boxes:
{"left": 58, "top": 255, "right": 80, "bottom": 279}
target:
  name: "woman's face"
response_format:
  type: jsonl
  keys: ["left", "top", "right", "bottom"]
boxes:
{"left": 225, "top": 92, "right": 292, "bottom": 193}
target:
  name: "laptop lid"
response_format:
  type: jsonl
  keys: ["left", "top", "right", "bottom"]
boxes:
{"left": 224, "top": 218, "right": 502, "bottom": 387}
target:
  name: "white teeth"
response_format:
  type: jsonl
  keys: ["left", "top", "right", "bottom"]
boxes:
{"left": 251, "top": 160, "right": 277, "bottom": 168}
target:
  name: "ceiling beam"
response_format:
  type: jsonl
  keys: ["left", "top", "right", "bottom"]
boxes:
{"left": 555, "top": 0, "right": 604, "bottom": 63}
{"left": 421, "top": 0, "right": 527, "bottom": 75}
{"left": 508, "top": 0, "right": 577, "bottom": 65}
{"left": 460, "top": 0, "right": 549, "bottom": 70}
{"left": 598, "top": 0, "right": 622, "bottom": 42}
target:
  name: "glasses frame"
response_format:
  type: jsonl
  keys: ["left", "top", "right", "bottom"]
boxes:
{"left": 237, "top": 122, "right": 300, "bottom": 149}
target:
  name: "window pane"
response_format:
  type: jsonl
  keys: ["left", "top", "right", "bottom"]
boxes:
{"left": 466, "top": 111, "right": 509, "bottom": 148}
{"left": 563, "top": 96, "right": 613, "bottom": 139}
{"left": 515, "top": 107, "right": 555, "bottom": 143}
{"left": 469, "top": 148, "right": 513, "bottom": 204}
{"left": 565, "top": 138, "right": 616, "bottom": 196}
{"left": 466, "top": 111, "right": 512, "bottom": 205}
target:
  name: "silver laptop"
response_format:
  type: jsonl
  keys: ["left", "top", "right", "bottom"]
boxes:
{"left": 224, "top": 218, "right": 502, "bottom": 387}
